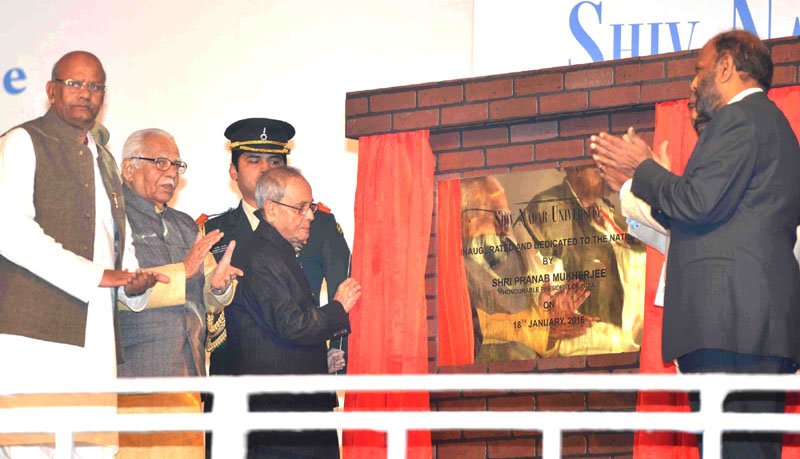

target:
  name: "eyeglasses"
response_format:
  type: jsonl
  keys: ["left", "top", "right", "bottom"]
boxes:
{"left": 272, "top": 200, "right": 318, "bottom": 215}
{"left": 53, "top": 79, "right": 107, "bottom": 93}
{"left": 132, "top": 156, "right": 188, "bottom": 174}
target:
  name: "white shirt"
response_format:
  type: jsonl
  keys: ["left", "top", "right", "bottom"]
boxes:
{"left": 0, "top": 126, "right": 146, "bottom": 448}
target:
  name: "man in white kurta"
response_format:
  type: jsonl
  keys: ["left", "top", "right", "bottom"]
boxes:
{"left": 0, "top": 51, "right": 163, "bottom": 458}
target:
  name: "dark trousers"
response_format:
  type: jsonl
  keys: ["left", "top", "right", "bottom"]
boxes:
{"left": 677, "top": 349, "right": 797, "bottom": 459}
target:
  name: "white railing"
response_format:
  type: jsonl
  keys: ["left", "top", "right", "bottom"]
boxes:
{"left": 2, "top": 373, "right": 800, "bottom": 459}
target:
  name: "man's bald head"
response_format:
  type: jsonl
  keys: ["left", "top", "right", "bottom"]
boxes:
{"left": 46, "top": 51, "right": 107, "bottom": 130}
{"left": 51, "top": 51, "right": 106, "bottom": 82}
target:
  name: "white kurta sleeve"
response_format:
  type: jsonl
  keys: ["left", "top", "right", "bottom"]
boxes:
{"left": 0, "top": 128, "right": 106, "bottom": 301}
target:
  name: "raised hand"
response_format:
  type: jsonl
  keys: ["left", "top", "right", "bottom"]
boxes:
{"left": 590, "top": 127, "right": 655, "bottom": 189}
{"left": 209, "top": 240, "right": 243, "bottom": 293}
{"left": 333, "top": 278, "right": 362, "bottom": 313}
{"left": 184, "top": 230, "right": 224, "bottom": 278}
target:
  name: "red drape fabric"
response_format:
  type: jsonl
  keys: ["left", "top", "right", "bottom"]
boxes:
{"left": 635, "top": 85, "right": 800, "bottom": 459}
{"left": 633, "top": 99, "right": 700, "bottom": 459}
{"left": 771, "top": 84, "right": 800, "bottom": 459}
{"left": 342, "top": 130, "right": 434, "bottom": 459}
{"left": 436, "top": 179, "right": 475, "bottom": 366}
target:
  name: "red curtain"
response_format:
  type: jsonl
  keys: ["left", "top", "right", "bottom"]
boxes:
{"left": 436, "top": 179, "right": 475, "bottom": 366}
{"left": 633, "top": 99, "right": 700, "bottom": 459}
{"left": 634, "top": 85, "right": 800, "bottom": 459}
{"left": 342, "top": 130, "right": 434, "bottom": 459}
{"left": 771, "top": 85, "right": 800, "bottom": 458}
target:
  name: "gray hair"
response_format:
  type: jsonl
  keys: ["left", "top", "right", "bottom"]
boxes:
{"left": 255, "top": 166, "right": 305, "bottom": 208}
{"left": 122, "top": 128, "right": 176, "bottom": 168}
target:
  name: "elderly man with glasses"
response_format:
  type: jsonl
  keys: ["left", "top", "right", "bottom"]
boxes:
{"left": 218, "top": 166, "right": 361, "bottom": 458}
{"left": 119, "top": 128, "right": 243, "bottom": 378}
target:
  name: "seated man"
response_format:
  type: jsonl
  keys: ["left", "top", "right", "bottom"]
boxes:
{"left": 119, "top": 128, "right": 242, "bottom": 377}
{"left": 220, "top": 166, "right": 361, "bottom": 458}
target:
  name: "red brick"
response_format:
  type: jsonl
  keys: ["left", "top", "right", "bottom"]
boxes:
{"left": 431, "top": 430, "right": 462, "bottom": 441}
{"left": 462, "top": 167, "right": 510, "bottom": 178}
{"left": 535, "top": 139, "right": 585, "bottom": 161}
{"left": 562, "top": 434, "right": 587, "bottom": 455}
{"left": 487, "top": 359, "right": 536, "bottom": 373}
{"left": 587, "top": 432, "right": 634, "bottom": 454}
{"left": 488, "top": 437, "right": 536, "bottom": 458}
{"left": 427, "top": 317, "right": 436, "bottom": 336}
{"left": 771, "top": 43, "right": 800, "bottom": 64}
{"left": 437, "top": 362, "right": 486, "bottom": 374}
{"left": 426, "top": 255, "right": 436, "bottom": 276}
{"left": 392, "top": 108, "right": 439, "bottom": 131}
{"left": 510, "top": 121, "right": 558, "bottom": 143}
{"left": 536, "top": 354, "right": 587, "bottom": 370}
{"left": 515, "top": 73, "right": 563, "bottom": 95}
{"left": 438, "top": 149, "right": 484, "bottom": 171}
{"left": 425, "top": 276, "right": 436, "bottom": 296}
{"left": 463, "top": 390, "right": 511, "bottom": 398}
{"left": 586, "top": 391, "right": 638, "bottom": 411}
{"left": 428, "top": 360, "right": 437, "bottom": 373}
{"left": 510, "top": 429, "right": 541, "bottom": 438}
{"left": 345, "top": 114, "right": 391, "bottom": 137}
{"left": 431, "top": 391, "right": 463, "bottom": 401}
{"left": 773, "top": 65, "right": 797, "bottom": 86}
{"left": 590, "top": 85, "right": 640, "bottom": 108}
{"left": 487, "top": 145, "right": 533, "bottom": 166}
{"left": 610, "top": 109, "right": 655, "bottom": 133}
{"left": 464, "top": 430, "right": 513, "bottom": 440}
{"left": 537, "top": 392, "right": 586, "bottom": 411}
{"left": 540, "top": 91, "right": 588, "bottom": 114}
{"left": 426, "top": 298, "right": 436, "bottom": 315}
{"left": 587, "top": 351, "right": 638, "bottom": 368}
{"left": 466, "top": 79, "right": 513, "bottom": 101}
{"left": 369, "top": 91, "right": 416, "bottom": 112}
{"left": 667, "top": 56, "right": 697, "bottom": 78}
{"left": 489, "top": 96, "right": 538, "bottom": 120}
{"left": 346, "top": 97, "right": 368, "bottom": 116}
{"left": 488, "top": 395, "right": 535, "bottom": 411}
{"left": 638, "top": 130, "right": 655, "bottom": 146}
{"left": 441, "top": 103, "right": 489, "bottom": 125}
{"left": 427, "top": 338, "right": 437, "bottom": 358}
{"left": 436, "top": 441, "right": 486, "bottom": 459}
{"left": 419, "top": 85, "right": 464, "bottom": 107}
{"left": 566, "top": 67, "right": 613, "bottom": 89}
{"left": 641, "top": 80, "right": 690, "bottom": 103}
{"left": 428, "top": 234, "right": 437, "bottom": 257}
{"left": 615, "top": 62, "right": 665, "bottom": 84}
{"left": 438, "top": 397, "right": 487, "bottom": 411}
{"left": 430, "top": 132, "right": 461, "bottom": 151}
{"left": 462, "top": 127, "right": 509, "bottom": 148}
{"left": 560, "top": 114, "right": 609, "bottom": 137}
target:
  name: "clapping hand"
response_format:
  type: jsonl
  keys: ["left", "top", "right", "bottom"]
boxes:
{"left": 590, "top": 127, "right": 656, "bottom": 191}
{"left": 185, "top": 230, "right": 224, "bottom": 278}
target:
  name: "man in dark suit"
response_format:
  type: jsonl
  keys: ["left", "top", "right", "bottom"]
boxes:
{"left": 203, "top": 118, "right": 351, "bottom": 372}
{"left": 591, "top": 30, "right": 800, "bottom": 458}
{"left": 221, "top": 166, "right": 361, "bottom": 458}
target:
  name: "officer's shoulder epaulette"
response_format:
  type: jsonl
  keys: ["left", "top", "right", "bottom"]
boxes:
{"left": 196, "top": 208, "right": 236, "bottom": 234}
{"left": 316, "top": 202, "right": 332, "bottom": 214}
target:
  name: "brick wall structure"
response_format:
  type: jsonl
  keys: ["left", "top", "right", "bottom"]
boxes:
{"left": 344, "top": 36, "right": 800, "bottom": 459}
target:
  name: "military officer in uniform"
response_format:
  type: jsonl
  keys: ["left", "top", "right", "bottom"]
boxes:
{"left": 200, "top": 117, "right": 351, "bottom": 455}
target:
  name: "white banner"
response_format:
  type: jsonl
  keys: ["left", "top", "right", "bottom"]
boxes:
{"left": 474, "top": 0, "right": 799, "bottom": 76}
